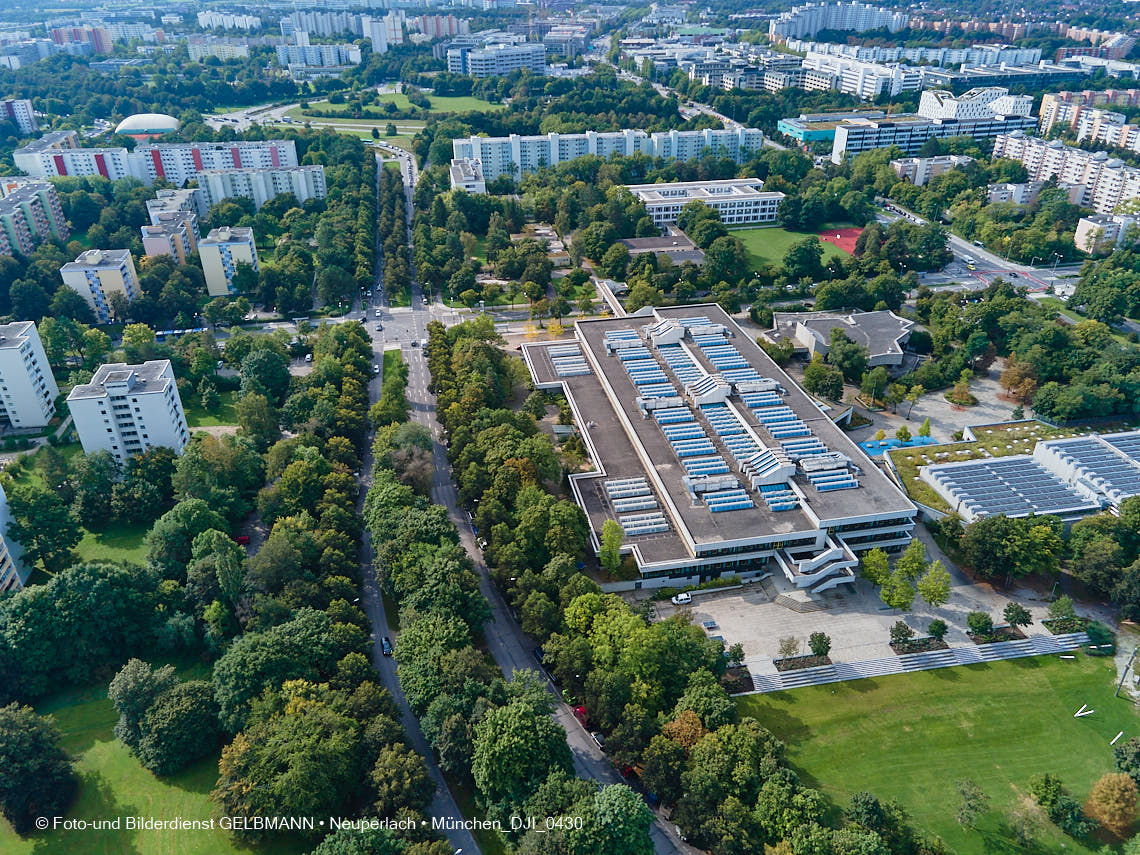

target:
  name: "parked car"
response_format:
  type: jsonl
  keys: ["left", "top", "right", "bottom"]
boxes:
{"left": 373, "top": 364, "right": 380, "bottom": 375}
{"left": 374, "top": 309, "right": 382, "bottom": 317}
{"left": 671, "top": 591, "right": 692, "bottom": 605}
{"left": 304, "top": 353, "right": 312, "bottom": 363}
{"left": 381, "top": 636, "right": 393, "bottom": 656}
{"left": 533, "top": 647, "right": 545, "bottom": 667}
{"left": 591, "top": 731, "right": 605, "bottom": 750}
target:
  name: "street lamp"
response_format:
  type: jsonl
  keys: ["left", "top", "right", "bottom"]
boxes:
{"left": 1052, "top": 252, "right": 1062, "bottom": 276}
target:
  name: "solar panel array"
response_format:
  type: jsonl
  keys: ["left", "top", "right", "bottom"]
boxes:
{"left": 759, "top": 482, "right": 800, "bottom": 512}
{"left": 750, "top": 404, "right": 811, "bottom": 439}
{"left": 684, "top": 456, "right": 731, "bottom": 476}
{"left": 549, "top": 343, "right": 592, "bottom": 378}
{"left": 693, "top": 335, "right": 749, "bottom": 371}
{"left": 604, "top": 477, "right": 672, "bottom": 536}
{"left": 703, "top": 486, "right": 755, "bottom": 513}
{"left": 651, "top": 405, "right": 718, "bottom": 457}
{"left": 1046, "top": 435, "right": 1140, "bottom": 504}
{"left": 657, "top": 344, "right": 703, "bottom": 385}
{"left": 925, "top": 457, "right": 1095, "bottom": 518}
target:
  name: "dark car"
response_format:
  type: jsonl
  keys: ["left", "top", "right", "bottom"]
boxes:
{"left": 381, "top": 636, "right": 393, "bottom": 657}
{"left": 533, "top": 646, "right": 545, "bottom": 667}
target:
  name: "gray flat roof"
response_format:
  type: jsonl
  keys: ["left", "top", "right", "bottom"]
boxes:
{"left": 767, "top": 310, "right": 914, "bottom": 358}
{"left": 0, "top": 320, "right": 34, "bottom": 350}
{"left": 68, "top": 360, "right": 172, "bottom": 400}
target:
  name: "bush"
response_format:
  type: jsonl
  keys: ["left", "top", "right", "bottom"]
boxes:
{"left": 808, "top": 632, "right": 831, "bottom": 658}
{"left": 966, "top": 611, "right": 993, "bottom": 637}
{"left": 890, "top": 621, "right": 914, "bottom": 645}
{"left": 1048, "top": 595, "right": 1076, "bottom": 621}
{"left": 927, "top": 618, "right": 948, "bottom": 641}
{"left": 1030, "top": 772, "right": 1098, "bottom": 837}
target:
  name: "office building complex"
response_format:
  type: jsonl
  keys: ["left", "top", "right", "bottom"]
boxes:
{"left": 627, "top": 179, "right": 783, "bottom": 228}
{"left": 770, "top": 1, "right": 907, "bottom": 41}
{"left": 522, "top": 304, "right": 915, "bottom": 587}
{"left": 447, "top": 42, "right": 546, "bottom": 77}
{"left": 59, "top": 249, "right": 139, "bottom": 323}
{"left": 0, "top": 99, "right": 35, "bottom": 135}
{"left": 451, "top": 128, "right": 765, "bottom": 183}
{"left": 0, "top": 181, "right": 69, "bottom": 257}
{"left": 198, "top": 165, "right": 327, "bottom": 210}
{"left": 68, "top": 360, "right": 189, "bottom": 462}
{"left": 141, "top": 214, "right": 197, "bottom": 264}
{"left": 778, "top": 110, "right": 886, "bottom": 146}
{"left": 14, "top": 134, "right": 297, "bottom": 187}
{"left": 803, "top": 52, "right": 923, "bottom": 99}
{"left": 828, "top": 89, "right": 1036, "bottom": 163}
{"left": 0, "top": 320, "right": 58, "bottom": 429}
{"left": 993, "top": 132, "right": 1140, "bottom": 215}
{"left": 199, "top": 227, "right": 259, "bottom": 297}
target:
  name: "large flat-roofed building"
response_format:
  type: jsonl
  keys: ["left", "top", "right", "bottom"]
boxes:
{"left": 890, "top": 154, "right": 974, "bottom": 186}
{"left": 921, "top": 430, "right": 1140, "bottom": 523}
{"left": 627, "top": 179, "right": 783, "bottom": 228}
{"left": 830, "top": 111, "right": 1037, "bottom": 164}
{"left": 199, "top": 227, "right": 258, "bottom": 297}
{"left": 13, "top": 130, "right": 135, "bottom": 181}
{"left": 778, "top": 110, "right": 887, "bottom": 146}
{"left": 770, "top": 2, "right": 908, "bottom": 41}
{"left": 452, "top": 127, "right": 765, "bottom": 182}
{"left": 522, "top": 304, "right": 916, "bottom": 589}
{"left": 197, "top": 165, "right": 327, "bottom": 210}
{"left": 68, "top": 360, "right": 189, "bottom": 462}
{"left": 448, "top": 42, "right": 546, "bottom": 77}
{"left": 59, "top": 249, "right": 139, "bottom": 323}
{"left": 763, "top": 310, "right": 914, "bottom": 368}
{"left": 141, "top": 214, "right": 196, "bottom": 264}
{"left": 1, "top": 98, "right": 36, "bottom": 135}
{"left": 0, "top": 320, "right": 58, "bottom": 429}
{"left": 147, "top": 188, "right": 206, "bottom": 235}
{"left": 449, "top": 158, "right": 487, "bottom": 193}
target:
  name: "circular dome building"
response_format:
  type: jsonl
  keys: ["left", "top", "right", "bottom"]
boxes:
{"left": 114, "top": 113, "right": 180, "bottom": 139}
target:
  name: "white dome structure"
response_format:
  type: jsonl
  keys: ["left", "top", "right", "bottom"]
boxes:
{"left": 114, "top": 113, "right": 180, "bottom": 137}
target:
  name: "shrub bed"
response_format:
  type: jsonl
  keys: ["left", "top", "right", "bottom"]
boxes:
{"left": 968, "top": 625, "right": 1026, "bottom": 645}
{"left": 1042, "top": 616, "right": 1090, "bottom": 635}
{"left": 890, "top": 637, "right": 949, "bottom": 655}
{"left": 774, "top": 654, "right": 832, "bottom": 672}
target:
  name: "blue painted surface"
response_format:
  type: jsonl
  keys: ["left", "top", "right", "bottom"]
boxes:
{"left": 858, "top": 436, "right": 940, "bottom": 457}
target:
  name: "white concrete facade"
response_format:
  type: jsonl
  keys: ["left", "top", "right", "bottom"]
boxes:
{"left": 0, "top": 320, "right": 58, "bottom": 429}
{"left": 197, "top": 165, "right": 327, "bottom": 210}
{"left": 68, "top": 360, "right": 189, "bottom": 462}
{"left": 626, "top": 178, "right": 784, "bottom": 228}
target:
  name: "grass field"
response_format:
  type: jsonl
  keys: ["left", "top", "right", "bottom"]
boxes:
{"left": 731, "top": 226, "right": 850, "bottom": 270}
{"left": 184, "top": 390, "right": 238, "bottom": 428}
{"left": 293, "top": 93, "right": 503, "bottom": 118}
{"left": 0, "top": 660, "right": 308, "bottom": 855}
{"left": 75, "top": 520, "right": 150, "bottom": 565}
{"left": 739, "top": 655, "right": 1138, "bottom": 854}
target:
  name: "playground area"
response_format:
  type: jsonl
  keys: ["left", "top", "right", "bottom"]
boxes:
{"left": 818, "top": 226, "right": 863, "bottom": 254}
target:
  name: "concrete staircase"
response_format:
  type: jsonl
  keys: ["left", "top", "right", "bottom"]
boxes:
{"left": 741, "top": 632, "right": 1090, "bottom": 695}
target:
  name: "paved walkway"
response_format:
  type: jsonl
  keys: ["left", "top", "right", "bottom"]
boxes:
{"left": 744, "top": 632, "right": 1090, "bottom": 694}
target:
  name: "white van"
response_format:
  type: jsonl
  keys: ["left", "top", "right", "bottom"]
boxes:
{"left": 671, "top": 591, "right": 692, "bottom": 605}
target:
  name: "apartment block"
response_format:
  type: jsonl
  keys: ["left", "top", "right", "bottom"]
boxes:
{"left": 783, "top": 40, "right": 1041, "bottom": 67}
{"left": 448, "top": 42, "right": 546, "bottom": 77}
{"left": 0, "top": 320, "right": 58, "bottom": 429}
{"left": 1075, "top": 213, "right": 1139, "bottom": 253}
{"left": 141, "top": 214, "right": 196, "bottom": 264}
{"left": 626, "top": 179, "right": 784, "bottom": 228}
{"left": 993, "top": 132, "right": 1140, "bottom": 215}
{"left": 770, "top": 2, "right": 908, "bottom": 41}
{"left": 0, "top": 181, "right": 69, "bottom": 257}
{"left": 0, "top": 98, "right": 36, "bottom": 134}
{"left": 146, "top": 188, "right": 206, "bottom": 235}
{"left": 59, "top": 249, "right": 139, "bottom": 323}
{"left": 890, "top": 155, "right": 974, "bottom": 186}
{"left": 200, "top": 227, "right": 259, "bottom": 297}
{"left": 197, "top": 11, "right": 260, "bottom": 31}
{"left": 275, "top": 42, "right": 361, "bottom": 68}
{"left": 0, "top": 486, "right": 28, "bottom": 593}
{"left": 68, "top": 360, "right": 189, "bottom": 462}
{"left": 197, "top": 165, "right": 327, "bottom": 210}
{"left": 449, "top": 158, "right": 487, "bottom": 193}
{"left": 187, "top": 37, "right": 250, "bottom": 62}
{"left": 452, "top": 127, "right": 765, "bottom": 183}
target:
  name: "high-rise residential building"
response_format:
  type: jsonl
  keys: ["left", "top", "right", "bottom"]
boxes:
{"left": 147, "top": 188, "right": 205, "bottom": 233}
{"left": 197, "top": 165, "right": 327, "bottom": 210}
{"left": 12, "top": 130, "right": 135, "bottom": 181}
{"left": 384, "top": 11, "right": 405, "bottom": 45}
{"left": 199, "top": 227, "right": 259, "bottom": 297}
{"left": 275, "top": 42, "right": 362, "bottom": 68}
{"left": 0, "top": 320, "right": 59, "bottom": 429}
{"left": 627, "top": 179, "right": 784, "bottom": 228}
{"left": 0, "top": 486, "right": 28, "bottom": 593}
{"left": 0, "top": 99, "right": 36, "bottom": 134}
{"left": 141, "top": 213, "right": 196, "bottom": 264}
{"left": 782, "top": 40, "right": 1041, "bottom": 68}
{"left": 890, "top": 155, "right": 975, "bottom": 186}
{"left": 0, "top": 181, "right": 69, "bottom": 257}
{"left": 59, "top": 249, "right": 140, "bottom": 323}
{"left": 413, "top": 14, "right": 468, "bottom": 39}
{"left": 361, "top": 15, "right": 388, "bottom": 54}
{"left": 68, "top": 360, "right": 189, "bottom": 462}
{"left": 769, "top": 1, "right": 908, "bottom": 41}
{"left": 449, "top": 158, "right": 487, "bottom": 193}
{"left": 447, "top": 42, "right": 546, "bottom": 77}
{"left": 187, "top": 37, "right": 250, "bottom": 62}
{"left": 451, "top": 127, "right": 765, "bottom": 184}
{"left": 197, "top": 11, "right": 260, "bottom": 31}
{"left": 136, "top": 140, "right": 299, "bottom": 186}
{"left": 1075, "top": 213, "right": 1139, "bottom": 253}
{"left": 993, "top": 132, "right": 1140, "bottom": 215}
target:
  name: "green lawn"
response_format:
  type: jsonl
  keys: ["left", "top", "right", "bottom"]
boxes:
{"left": 184, "top": 390, "right": 238, "bottom": 428}
{"left": 739, "top": 655, "right": 1138, "bottom": 854}
{"left": 74, "top": 520, "right": 150, "bottom": 565}
{"left": 0, "top": 660, "right": 308, "bottom": 855}
{"left": 730, "top": 226, "right": 850, "bottom": 270}
{"left": 293, "top": 92, "right": 502, "bottom": 119}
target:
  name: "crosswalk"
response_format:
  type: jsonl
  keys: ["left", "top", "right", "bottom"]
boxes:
{"left": 745, "top": 632, "right": 1091, "bottom": 694}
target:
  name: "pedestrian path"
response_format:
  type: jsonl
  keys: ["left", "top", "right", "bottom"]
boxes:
{"left": 743, "top": 632, "right": 1090, "bottom": 694}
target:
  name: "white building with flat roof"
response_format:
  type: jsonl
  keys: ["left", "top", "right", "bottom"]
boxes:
{"left": 141, "top": 214, "right": 196, "bottom": 264}
{"left": 770, "top": 1, "right": 908, "bottom": 40}
{"left": 0, "top": 320, "right": 58, "bottom": 429}
{"left": 197, "top": 165, "right": 327, "bottom": 210}
{"left": 68, "top": 360, "right": 189, "bottom": 462}
{"left": 59, "top": 249, "right": 139, "bottom": 323}
{"left": 1, "top": 98, "right": 36, "bottom": 134}
{"left": 452, "top": 127, "right": 766, "bottom": 182}
{"left": 449, "top": 158, "right": 487, "bottom": 193}
{"left": 917, "top": 87, "right": 1033, "bottom": 121}
{"left": 0, "top": 485, "right": 28, "bottom": 593}
{"left": 199, "top": 227, "right": 259, "bottom": 297}
{"left": 147, "top": 188, "right": 205, "bottom": 234}
{"left": 627, "top": 178, "right": 784, "bottom": 228}
{"left": 447, "top": 42, "right": 546, "bottom": 77}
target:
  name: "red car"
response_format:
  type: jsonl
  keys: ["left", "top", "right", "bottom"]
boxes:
{"left": 232, "top": 535, "right": 250, "bottom": 545}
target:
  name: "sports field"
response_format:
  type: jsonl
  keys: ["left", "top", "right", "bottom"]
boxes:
{"left": 731, "top": 226, "right": 851, "bottom": 270}
{"left": 739, "top": 654, "right": 1137, "bottom": 854}
{"left": 819, "top": 225, "right": 863, "bottom": 254}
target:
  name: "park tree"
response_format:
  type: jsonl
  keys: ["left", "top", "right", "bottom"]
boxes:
{"left": 236, "top": 392, "right": 280, "bottom": 452}
{"left": 961, "top": 514, "right": 1063, "bottom": 581}
{"left": 927, "top": 619, "right": 948, "bottom": 641}
{"left": 109, "top": 659, "right": 178, "bottom": 750}
{"left": 7, "top": 485, "right": 81, "bottom": 572}
{"left": 917, "top": 561, "right": 951, "bottom": 608}
{"left": 370, "top": 743, "right": 433, "bottom": 818}
{"left": 0, "top": 703, "right": 77, "bottom": 833}
{"left": 894, "top": 540, "right": 928, "bottom": 581}
{"left": 889, "top": 621, "right": 915, "bottom": 645}
{"left": 966, "top": 611, "right": 994, "bottom": 637}
{"left": 918, "top": 418, "right": 932, "bottom": 437}
{"left": 1003, "top": 602, "right": 1033, "bottom": 631}
{"left": 70, "top": 450, "right": 122, "bottom": 529}
{"left": 240, "top": 348, "right": 291, "bottom": 406}
{"left": 640, "top": 734, "right": 685, "bottom": 805}
{"left": 672, "top": 669, "right": 737, "bottom": 731}
{"left": 880, "top": 567, "right": 916, "bottom": 610}
{"left": 472, "top": 699, "right": 574, "bottom": 807}
{"left": 808, "top": 632, "right": 831, "bottom": 658}
{"left": 827, "top": 329, "right": 869, "bottom": 383}
{"left": 955, "top": 779, "right": 989, "bottom": 829}
{"left": 136, "top": 681, "right": 221, "bottom": 776}
{"left": 802, "top": 354, "right": 844, "bottom": 400}
{"left": 1085, "top": 773, "right": 1137, "bottom": 835}
{"left": 859, "top": 548, "right": 890, "bottom": 586}
{"left": 146, "top": 499, "right": 229, "bottom": 580}
{"left": 777, "top": 636, "right": 799, "bottom": 660}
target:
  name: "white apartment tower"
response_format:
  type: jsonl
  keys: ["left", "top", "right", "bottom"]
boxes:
{"left": 68, "top": 360, "right": 189, "bottom": 462}
{"left": 1, "top": 99, "right": 36, "bottom": 135}
{"left": 0, "top": 320, "right": 58, "bottom": 429}
{"left": 59, "top": 249, "right": 140, "bottom": 323}
{"left": 199, "top": 226, "right": 259, "bottom": 297}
